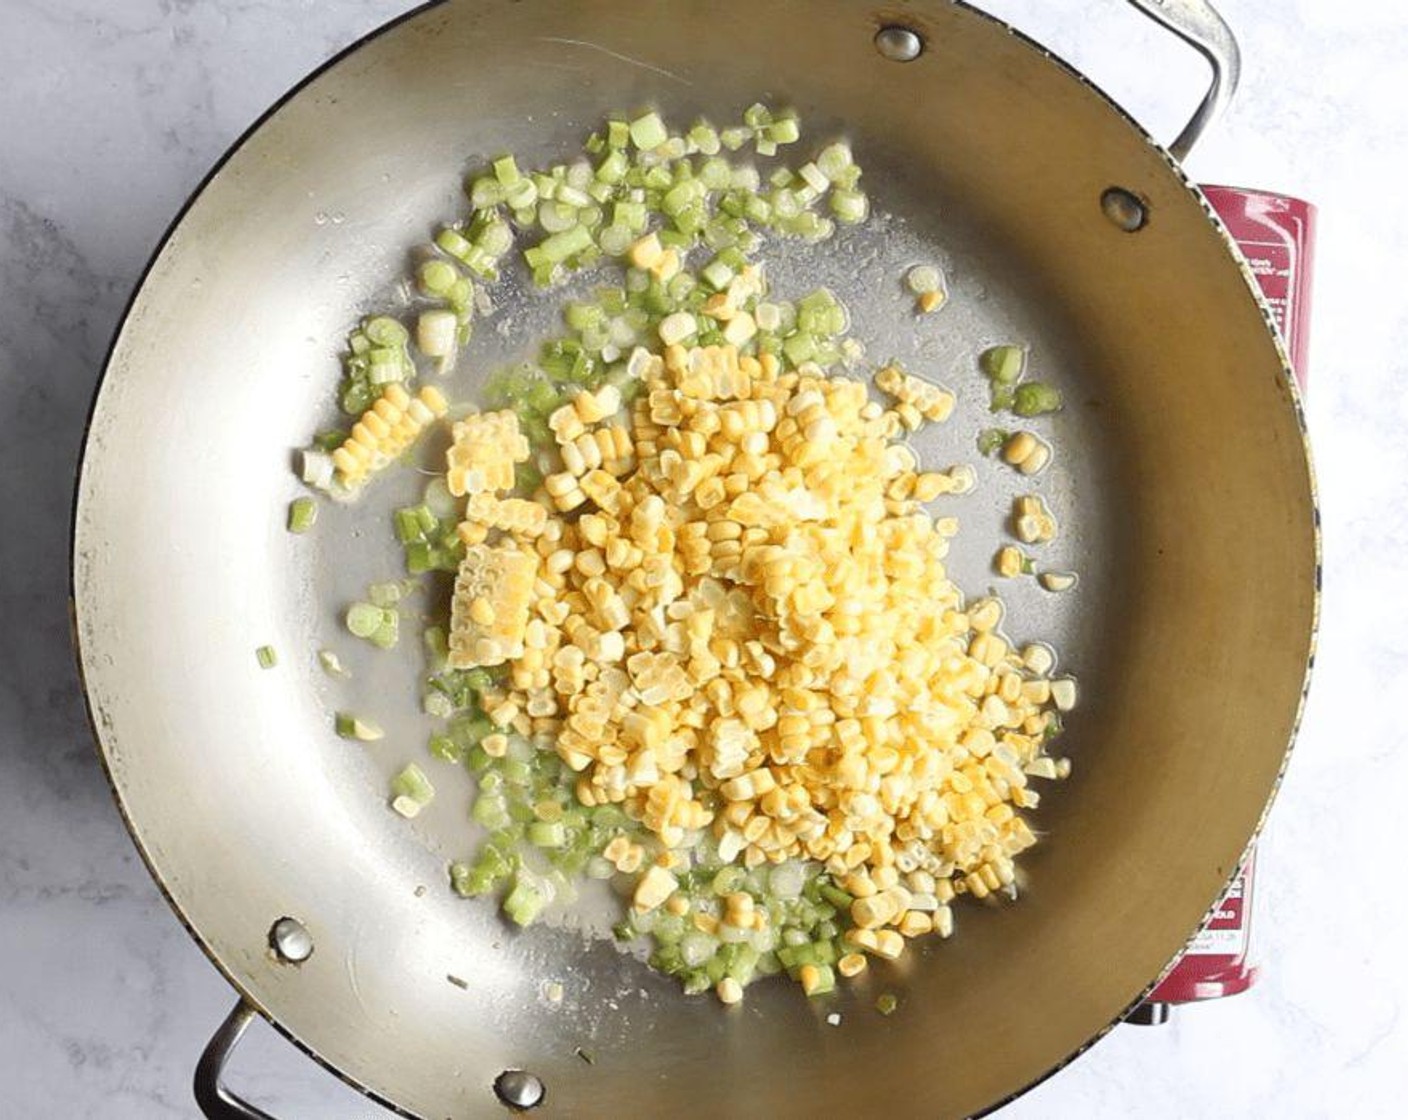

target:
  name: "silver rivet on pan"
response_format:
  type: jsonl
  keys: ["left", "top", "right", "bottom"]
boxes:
{"left": 494, "top": 1069, "right": 546, "bottom": 1110}
{"left": 268, "top": 917, "right": 314, "bottom": 963}
{"left": 874, "top": 25, "right": 924, "bottom": 62}
{"left": 1101, "top": 187, "right": 1149, "bottom": 232}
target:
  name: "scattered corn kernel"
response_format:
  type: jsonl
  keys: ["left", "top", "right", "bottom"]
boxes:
{"left": 995, "top": 546, "right": 1028, "bottom": 579}
{"left": 837, "top": 952, "right": 868, "bottom": 978}
{"left": 716, "top": 977, "right": 744, "bottom": 1005}
{"left": 1012, "top": 494, "right": 1058, "bottom": 544}
{"left": 873, "top": 365, "right": 955, "bottom": 423}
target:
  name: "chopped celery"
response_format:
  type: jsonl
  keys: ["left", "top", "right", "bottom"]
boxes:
{"left": 628, "top": 111, "right": 668, "bottom": 151}
{"left": 472, "top": 793, "right": 511, "bottom": 830}
{"left": 688, "top": 121, "right": 721, "bottom": 155}
{"left": 286, "top": 497, "right": 317, "bottom": 534}
{"left": 503, "top": 869, "right": 551, "bottom": 926}
{"left": 528, "top": 820, "right": 567, "bottom": 849}
{"left": 493, "top": 154, "right": 521, "bottom": 187}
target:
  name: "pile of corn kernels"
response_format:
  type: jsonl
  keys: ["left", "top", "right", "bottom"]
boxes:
{"left": 443, "top": 339, "right": 1075, "bottom": 969}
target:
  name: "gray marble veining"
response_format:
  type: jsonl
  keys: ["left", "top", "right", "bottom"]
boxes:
{"left": 2, "top": 1, "right": 1403, "bottom": 1117}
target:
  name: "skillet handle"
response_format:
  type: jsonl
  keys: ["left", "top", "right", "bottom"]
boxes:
{"left": 194, "top": 1001, "right": 279, "bottom": 1120}
{"left": 1123, "top": 0, "right": 1241, "bottom": 160}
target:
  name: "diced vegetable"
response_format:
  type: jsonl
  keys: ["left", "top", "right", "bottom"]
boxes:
{"left": 335, "top": 712, "right": 383, "bottom": 741}
{"left": 286, "top": 497, "right": 318, "bottom": 534}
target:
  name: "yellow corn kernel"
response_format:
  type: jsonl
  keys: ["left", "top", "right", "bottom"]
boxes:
{"left": 995, "top": 546, "right": 1027, "bottom": 579}
{"left": 333, "top": 384, "right": 447, "bottom": 487}
{"left": 465, "top": 493, "right": 549, "bottom": 538}
{"left": 446, "top": 409, "right": 529, "bottom": 497}
{"left": 917, "top": 289, "right": 945, "bottom": 314}
{"left": 872, "top": 929, "right": 904, "bottom": 960}
{"left": 632, "top": 865, "right": 678, "bottom": 912}
{"left": 798, "top": 964, "right": 826, "bottom": 997}
{"left": 837, "top": 952, "right": 868, "bottom": 978}
{"left": 716, "top": 977, "right": 744, "bottom": 1005}
{"left": 448, "top": 545, "right": 536, "bottom": 668}
{"left": 628, "top": 232, "right": 663, "bottom": 270}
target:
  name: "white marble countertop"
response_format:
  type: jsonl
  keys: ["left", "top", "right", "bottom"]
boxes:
{"left": 2, "top": 1, "right": 1404, "bottom": 1116}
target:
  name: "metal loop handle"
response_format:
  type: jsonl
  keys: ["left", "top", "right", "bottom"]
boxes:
{"left": 195, "top": 1001, "right": 280, "bottom": 1120}
{"left": 1124, "top": 0, "right": 1241, "bottom": 160}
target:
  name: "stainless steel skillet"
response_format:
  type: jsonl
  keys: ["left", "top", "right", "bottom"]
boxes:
{"left": 71, "top": 2, "right": 1318, "bottom": 1116}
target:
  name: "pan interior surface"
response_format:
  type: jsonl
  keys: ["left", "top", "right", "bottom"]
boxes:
{"left": 72, "top": 2, "right": 1316, "bottom": 1118}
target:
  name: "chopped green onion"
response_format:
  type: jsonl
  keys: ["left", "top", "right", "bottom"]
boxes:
{"left": 981, "top": 345, "right": 1026, "bottom": 384}
{"left": 876, "top": 992, "right": 899, "bottom": 1016}
{"left": 493, "top": 154, "right": 521, "bottom": 187}
{"left": 391, "top": 763, "right": 436, "bottom": 806}
{"left": 816, "top": 142, "right": 853, "bottom": 181}
{"left": 977, "top": 428, "right": 1011, "bottom": 456}
{"left": 364, "top": 316, "right": 408, "bottom": 347}
{"left": 1012, "top": 382, "right": 1063, "bottom": 416}
{"left": 346, "top": 602, "right": 383, "bottom": 638}
{"left": 720, "top": 126, "right": 750, "bottom": 151}
{"left": 335, "top": 712, "right": 383, "bottom": 741}
{"left": 417, "top": 309, "right": 458, "bottom": 360}
{"left": 468, "top": 176, "right": 504, "bottom": 209}
{"left": 906, "top": 265, "right": 943, "bottom": 295}
{"left": 286, "top": 497, "right": 317, "bottom": 534}
{"left": 255, "top": 645, "right": 277, "bottom": 670}
{"left": 317, "top": 648, "right": 347, "bottom": 677}
{"left": 418, "top": 258, "right": 459, "bottom": 296}
{"left": 769, "top": 117, "right": 801, "bottom": 146}
{"left": 829, "top": 188, "right": 868, "bottom": 224}
{"left": 535, "top": 225, "right": 594, "bottom": 266}
{"left": 436, "top": 227, "right": 472, "bottom": 259}
{"left": 367, "top": 581, "right": 404, "bottom": 608}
